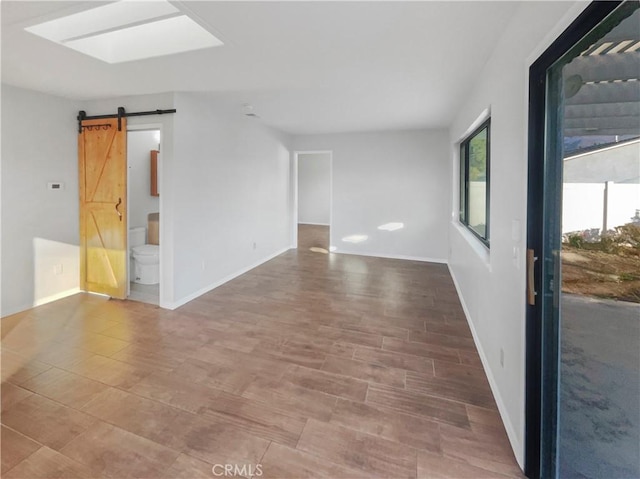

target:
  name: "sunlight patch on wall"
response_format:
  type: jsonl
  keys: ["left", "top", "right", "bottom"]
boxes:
{"left": 377, "top": 222, "right": 405, "bottom": 231}
{"left": 33, "top": 237, "right": 80, "bottom": 307}
{"left": 342, "top": 234, "right": 368, "bottom": 244}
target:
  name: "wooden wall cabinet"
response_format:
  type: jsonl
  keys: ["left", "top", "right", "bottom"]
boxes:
{"left": 150, "top": 150, "right": 159, "bottom": 197}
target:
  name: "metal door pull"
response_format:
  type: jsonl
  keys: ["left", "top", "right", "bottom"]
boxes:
{"left": 527, "top": 249, "right": 538, "bottom": 305}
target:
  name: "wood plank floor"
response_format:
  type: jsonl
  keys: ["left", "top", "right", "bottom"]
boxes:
{"left": 1, "top": 225, "right": 523, "bottom": 478}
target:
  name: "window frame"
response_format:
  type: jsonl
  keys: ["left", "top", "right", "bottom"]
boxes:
{"left": 459, "top": 118, "right": 491, "bottom": 247}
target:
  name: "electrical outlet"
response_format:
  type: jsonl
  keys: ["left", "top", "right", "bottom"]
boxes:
{"left": 252, "top": 242, "right": 257, "bottom": 250}
{"left": 500, "top": 348, "right": 504, "bottom": 368}
{"left": 53, "top": 264, "right": 63, "bottom": 275}
{"left": 201, "top": 261, "right": 206, "bottom": 271}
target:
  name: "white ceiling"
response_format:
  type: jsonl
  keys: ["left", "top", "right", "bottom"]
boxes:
{"left": 1, "top": 1, "right": 521, "bottom": 135}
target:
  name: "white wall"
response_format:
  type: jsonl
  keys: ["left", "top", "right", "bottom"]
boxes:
{"left": 171, "top": 93, "right": 292, "bottom": 306}
{"left": 563, "top": 183, "right": 640, "bottom": 233}
{"left": 39, "top": 91, "right": 292, "bottom": 310}
{"left": 447, "top": 1, "right": 587, "bottom": 467}
{"left": 294, "top": 129, "right": 449, "bottom": 262}
{"left": 128, "top": 130, "right": 160, "bottom": 232}
{"left": 1, "top": 85, "right": 81, "bottom": 316}
{"left": 298, "top": 152, "right": 331, "bottom": 225}
{"left": 0, "top": 90, "right": 173, "bottom": 314}
{"left": 564, "top": 140, "right": 640, "bottom": 184}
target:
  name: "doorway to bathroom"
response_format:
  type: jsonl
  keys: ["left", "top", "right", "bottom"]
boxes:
{"left": 294, "top": 151, "right": 333, "bottom": 253}
{"left": 127, "top": 127, "right": 161, "bottom": 305}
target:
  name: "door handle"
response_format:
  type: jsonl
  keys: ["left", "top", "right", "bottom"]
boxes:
{"left": 115, "top": 197, "right": 122, "bottom": 222}
{"left": 527, "top": 249, "right": 538, "bottom": 305}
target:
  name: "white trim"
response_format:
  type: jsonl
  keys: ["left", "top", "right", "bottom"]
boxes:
{"left": 333, "top": 250, "right": 447, "bottom": 264}
{"left": 291, "top": 152, "right": 298, "bottom": 248}
{"left": 448, "top": 265, "right": 523, "bottom": 468}
{"left": 298, "top": 222, "right": 330, "bottom": 226}
{"left": 292, "top": 150, "right": 333, "bottom": 249}
{"left": 127, "top": 124, "right": 163, "bottom": 132}
{"left": 165, "top": 246, "right": 291, "bottom": 310}
{"left": 126, "top": 123, "right": 164, "bottom": 308}
{"left": 455, "top": 107, "right": 491, "bottom": 144}
{"left": 33, "top": 287, "right": 81, "bottom": 308}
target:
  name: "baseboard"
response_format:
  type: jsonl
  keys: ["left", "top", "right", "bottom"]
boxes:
{"left": 166, "top": 246, "right": 291, "bottom": 310}
{"left": 33, "top": 287, "right": 81, "bottom": 308}
{"left": 297, "top": 222, "right": 330, "bottom": 226}
{"left": 448, "top": 265, "right": 524, "bottom": 469}
{"left": 334, "top": 250, "right": 447, "bottom": 264}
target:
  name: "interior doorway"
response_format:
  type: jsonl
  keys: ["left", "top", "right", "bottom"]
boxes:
{"left": 294, "top": 151, "right": 333, "bottom": 253}
{"left": 127, "top": 127, "right": 162, "bottom": 305}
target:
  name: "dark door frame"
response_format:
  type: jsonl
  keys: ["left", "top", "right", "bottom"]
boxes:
{"left": 525, "top": 2, "right": 623, "bottom": 478}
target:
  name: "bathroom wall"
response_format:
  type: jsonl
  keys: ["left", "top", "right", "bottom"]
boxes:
{"left": 298, "top": 152, "right": 331, "bottom": 225}
{"left": 128, "top": 130, "right": 160, "bottom": 234}
{"left": 171, "top": 92, "right": 292, "bottom": 306}
{"left": 293, "top": 129, "right": 450, "bottom": 262}
{"left": 1, "top": 84, "right": 81, "bottom": 316}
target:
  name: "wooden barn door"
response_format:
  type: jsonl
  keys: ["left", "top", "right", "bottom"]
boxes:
{"left": 78, "top": 117, "right": 127, "bottom": 299}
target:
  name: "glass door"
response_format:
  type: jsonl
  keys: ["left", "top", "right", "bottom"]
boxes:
{"left": 533, "top": 2, "right": 640, "bottom": 478}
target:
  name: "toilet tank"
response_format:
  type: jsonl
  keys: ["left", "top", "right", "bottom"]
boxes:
{"left": 129, "top": 227, "right": 146, "bottom": 248}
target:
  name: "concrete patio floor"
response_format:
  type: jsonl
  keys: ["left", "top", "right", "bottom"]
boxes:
{"left": 559, "top": 294, "right": 640, "bottom": 479}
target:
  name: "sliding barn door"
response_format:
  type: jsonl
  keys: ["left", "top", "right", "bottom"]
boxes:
{"left": 78, "top": 117, "right": 127, "bottom": 299}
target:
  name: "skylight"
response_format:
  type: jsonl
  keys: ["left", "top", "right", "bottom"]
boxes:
{"left": 25, "top": 0, "right": 223, "bottom": 63}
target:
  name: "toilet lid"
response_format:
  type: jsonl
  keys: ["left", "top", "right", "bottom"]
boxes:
{"left": 132, "top": 244, "right": 159, "bottom": 256}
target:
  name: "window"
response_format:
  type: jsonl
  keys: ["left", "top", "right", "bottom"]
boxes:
{"left": 459, "top": 119, "right": 490, "bottom": 246}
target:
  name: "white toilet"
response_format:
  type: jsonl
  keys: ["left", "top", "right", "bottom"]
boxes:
{"left": 129, "top": 226, "right": 159, "bottom": 285}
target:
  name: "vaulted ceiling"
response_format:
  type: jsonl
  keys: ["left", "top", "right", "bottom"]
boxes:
{"left": 5, "top": 2, "right": 636, "bottom": 138}
{"left": 2, "top": 1, "right": 521, "bottom": 134}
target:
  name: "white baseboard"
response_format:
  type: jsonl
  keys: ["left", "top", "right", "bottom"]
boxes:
{"left": 334, "top": 250, "right": 447, "bottom": 264}
{"left": 166, "top": 246, "right": 291, "bottom": 310}
{"left": 33, "top": 287, "right": 81, "bottom": 308}
{"left": 297, "top": 222, "right": 330, "bottom": 226}
{"left": 447, "top": 265, "right": 524, "bottom": 468}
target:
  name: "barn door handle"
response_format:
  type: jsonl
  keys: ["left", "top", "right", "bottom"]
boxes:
{"left": 115, "top": 197, "right": 122, "bottom": 221}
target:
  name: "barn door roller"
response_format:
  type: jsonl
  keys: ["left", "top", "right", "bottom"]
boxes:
{"left": 77, "top": 106, "right": 176, "bottom": 133}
